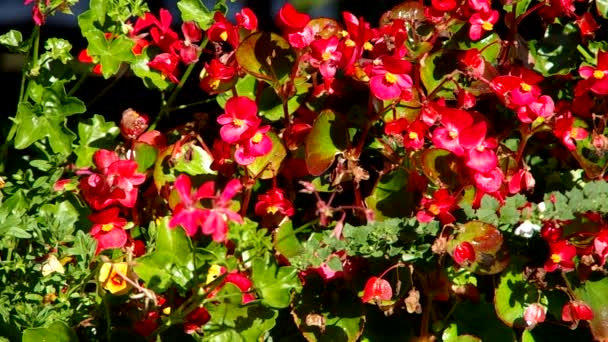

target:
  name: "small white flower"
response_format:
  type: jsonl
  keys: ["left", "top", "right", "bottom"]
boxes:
{"left": 514, "top": 220, "right": 541, "bottom": 238}
{"left": 537, "top": 202, "right": 546, "bottom": 213}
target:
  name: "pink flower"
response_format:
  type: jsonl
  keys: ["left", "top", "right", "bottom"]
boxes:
{"left": 594, "top": 228, "right": 608, "bottom": 265}
{"left": 473, "top": 167, "right": 504, "bottom": 193}
{"left": 469, "top": 10, "right": 499, "bottom": 41}
{"left": 431, "top": 107, "right": 474, "bottom": 156}
{"left": 217, "top": 96, "right": 261, "bottom": 144}
{"left": 369, "top": 56, "right": 413, "bottom": 100}
{"left": 199, "top": 59, "right": 237, "bottom": 94}
{"left": 524, "top": 303, "right": 547, "bottom": 328}
{"left": 309, "top": 36, "right": 342, "bottom": 79}
{"left": 234, "top": 125, "right": 273, "bottom": 165}
{"left": 459, "top": 121, "right": 498, "bottom": 173}
{"left": 544, "top": 240, "right": 577, "bottom": 272}
{"left": 170, "top": 175, "right": 242, "bottom": 242}
{"left": 89, "top": 207, "right": 128, "bottom": 254}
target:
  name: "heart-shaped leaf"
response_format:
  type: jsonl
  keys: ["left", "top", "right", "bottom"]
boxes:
{"left": 365, "top": 168, "right": 415, "bottom": 220}
{"left": 247, "top": 131, "right": 287, "bottom": 179}
{"left": 421, "top": 148, "right": 465, "bottom": 190}
{"left": 235, "top": 32, "right": 296, "bottom": 86}
{"left": 305, "top": 109, "right": 349, "bottom": 176}
{"left": 251, "top": 257, "right": 302, "bottom": 308}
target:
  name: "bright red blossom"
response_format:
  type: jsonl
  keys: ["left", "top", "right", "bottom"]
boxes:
{"left": 544, "top": 240, "right": 577, "bottom": 272}
{"left": 452, "top": 242, "right": 476, "bottom": 266}
{"left": 361, "top": 277, "right": 392, "bottom": 303}
{"left": 369, "top": 56, "right": 413, "bottom": 100}
{"left": 89, "top": 207, "right": 128, "bottom": 254}
{"left": 255, "top": 188, "right": 295, "bottom": 217}
{"left": 217, "top": 96, "right": 261, "bottom": 144}
{"left": 469, "top": 10, "right": 499, "bottom": 41}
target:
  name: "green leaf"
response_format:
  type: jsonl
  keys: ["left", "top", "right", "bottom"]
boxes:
{"left": 247, "top": 131, "right": 287, "bottom": 179}
{"left": 258, "top": 82, "right": 311, "bottom": 121}
{"left": 235, "top": 32, "right": 296, "bottom": 86}
{"left": 0, "top": 30, "right": 23, "bottom": 52}
{"left": 90, "top": 0, "right": 108, "bottom": 26}
{"left": 273, "top": 220, "right": 304, "bottom": 259}
{"left": 251, "top": 257, "right": 302, "bottom": 308}
{"left": 528, "top": 22, "right": 581, "bottom": 76}
{"left": 421, "top": 148, "right": 465, "bottom": 190}
{"left": 86, "top": 32, "right": 135, "bottom": 78}
{"left": 453, "top": 299, "right": 515, "bottom": 342}
{"left": 177, "top": 0, "right": 214, "bottom": 30}
{"left": 44, "top": 38, "right": 73, "bottom": 64}
{"left": 133, "top": 217, "right": 195, "bottom": 292}
{"left": 305, "top": 109, "right": 349, "bottom": 176}
{"left": 597, "top": 0, "right": 608, "bottom": 19}
{"left": 22, "top": 321, "right": 78, "bottom": 342}
{"left": 133, "top": 142, "right": 158, "bottom": 172}
{"left": 13, "top": 103, "right": 48, "bottom": 150}
{"left": 420, "top": 50, "right": 459, "bottom": 99}
{"left": 494, "top": 262, "right": 547, "bottom": 328}
{"left": 74, "top": 114, "right": 119, "bottom": 168}
{"left": 574, "top": 277, "right": 608, "bottom": 341}
{"left": 364, "top": 168, "right": 415, "bottom": 221}
{"left": 173, "top": 143, "right": 216, "bottom": 176}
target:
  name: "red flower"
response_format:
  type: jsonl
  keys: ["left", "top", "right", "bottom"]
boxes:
{"left": 207, "top": 12, "right": 239, "bottom": 48}
{"left": 89, "top": 207, "right": 128, "bottom": 254}
{"left": 255, "top": 187, "right": 295, "bottom": 217}
{"left": 184, "top": 307, "right": 211, "bottom": 334}
{"left": 276, "top": 2, "right": 310, "bottom": 34}
{"left": 576, "top": 12, "right": 598, "bottom": 38}
{"left": 148, "top": 53, "right": 181, "bottom": 83}
{"left": 80, "top": 150, "right": 146, "bottom": 210}
{"left": 235, "top": 8, "right": 258, "bottom": 31}
{"left": 553, "top": 111, "right": 589, "bottom": 151}
{"left": 217, "top": 96, "right": 261, "bottom": 144}
{"left": 361, "top": 276, "right": 392, "bottom": 303}
{"left": 199, "top": 59, "right": 237, "bottom": 94}
{"left": 579, "top": 50, "right": 608, "bottom": 95}
{"left": 594, "top": 228, "right": 608, "bottom": 265}
{"left": 544, "top": 240, "right": 577, "bottom": 272}
{"left": 431, "top": 0, "right": 457, "bottom": 11}
{"left": 562, "top": 301, "right": 594, "bottom": 322}
{"left": 459, "top": 121, "right": 498, "bottom": 173}
{"left": 416, "top": 189, "right": 457, "bottom": 224}
{"left": 473, "top": 167, "right": 504, "bottom": 193}
{"left": 452, "top": 242, "right": 476, "bottom": 266}
{"left": 205, "top": 266, "right": 255, "bottom": 304}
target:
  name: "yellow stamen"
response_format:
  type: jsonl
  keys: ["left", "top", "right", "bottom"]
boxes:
{"left": 594, "top": 70, "right": 605, "bottom": 79}
{"left": 210, "top": 79, "right": 220, "bottom": 89}
{"left": 101, "top": 223, "right": 114, "bottom": 232}
{"left": 550, "top": 254, "right": 561, "bottom": 264}
{"left": 232, "top": 118, "right": 244, "bottom": 127}
{"left": 266, "top": 205, "right": 279, "bottom": 215}
{"left": 570, "top": 128, "right": 579, "bottom": 138}
{"left": 219, "top": 31, "right": 228, "bottom": 41}
{"left": 162, "top": 307, "right": 172, "bottom": 315}
{"left": 384, "top": 72, "right": 398, "bottom": 84}
{"left": 482, "top": 21, "right": 493, "bottom": 31}
{"left": 449, "top": 130, "right": 458, "bottom": 139}
{"left": 345, "top": 39, "right": 356, "bottom": 48}
{"left": 363, "top": 41, "right": 373, "bottom": 51}
{"left": 429, "top": 204, "right": 440, "bottom": 216}
{"left": 252, "top": 132, "right": 263, "bottom": 144}
{"left": 339, "top": 30, "right": 349, "bottom": 38}
{"left": 520, "top": 82, "right": 532, "bottom": 92}
{"left": 322, "top": 51, "right": 332, "bottom": 62}
{"left": 408, "top": 131, "right": 418, "bottom": 140}
{"left": 476, "top": 145, "right": 485, "bottom": 152}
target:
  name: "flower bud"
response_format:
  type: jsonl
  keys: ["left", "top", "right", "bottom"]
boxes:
{"left": 452, "top": 242, "right": 476, "bottom": 266}
{"left": 120, "top": 108, "right": 149, "bottom": 140}
{"left": 524, "top": 303, "right": 546, "bottom": 328}
{"left": 361, "top": 276, "right": 392, "bottom": 303}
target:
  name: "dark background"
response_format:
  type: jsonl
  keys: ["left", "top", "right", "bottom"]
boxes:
{"left": 0, "top": 0, "right": 403, "bottom": 140}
